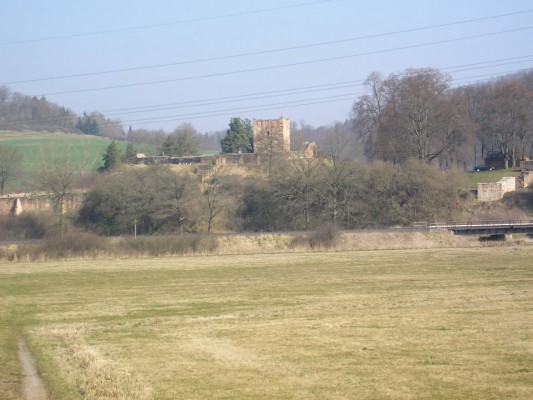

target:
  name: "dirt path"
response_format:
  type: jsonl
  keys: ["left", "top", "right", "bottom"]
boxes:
{"left": 18, "top": 339, "right": 48, "bottom": 400}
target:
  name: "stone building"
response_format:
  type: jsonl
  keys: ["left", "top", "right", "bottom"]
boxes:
{"left": 136, "top": 116, "right": 315, "bottom": 166}
{"left": 253, "top": 117, "right": 291, "bottom": 154}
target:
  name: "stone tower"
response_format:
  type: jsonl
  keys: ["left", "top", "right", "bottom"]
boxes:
{"left": 252, "top": 117, "right": 290, "bottom": 154}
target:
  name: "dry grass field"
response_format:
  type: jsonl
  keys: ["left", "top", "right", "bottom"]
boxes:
{"left": 1, "top": 247, "right": 532, "bottom": 399}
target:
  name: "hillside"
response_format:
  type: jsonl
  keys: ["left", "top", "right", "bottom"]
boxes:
{"left": 0, "top": 130, "right": 126, "bottom": 193}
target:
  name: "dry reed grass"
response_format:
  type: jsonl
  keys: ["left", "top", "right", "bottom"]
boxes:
{"left": 32, "top": 326, "right": 153, "bottom": 400}
{"left": 1, "top": 229, "right": 529, "bottom": 262}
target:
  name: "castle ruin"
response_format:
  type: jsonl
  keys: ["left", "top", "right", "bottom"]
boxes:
{"left": 252, "top": 117, "right": 291, "bottom": 154}
{"left": 136, "top": 116, "right": 315, "bottom": 166}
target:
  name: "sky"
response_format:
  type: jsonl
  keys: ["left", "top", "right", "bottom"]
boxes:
{"left": 2, "top": 0, "right": 533, "bottom": 133}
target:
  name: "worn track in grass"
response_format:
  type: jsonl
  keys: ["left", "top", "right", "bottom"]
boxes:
{"left": 18, "top": 339, "right": 47, "bottom": 400}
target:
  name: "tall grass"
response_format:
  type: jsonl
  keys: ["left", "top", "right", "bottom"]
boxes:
{"left": 122, "top": 235, "right": 218, "bottom": 256}
{"left": 0, "top": 227, "right": 516, "bottom": 262}
{"left": 2, "top": 232, "right": 220, "bottom": 261}
{"left": 32, "top": 327, "right": 153, "bottom": 400}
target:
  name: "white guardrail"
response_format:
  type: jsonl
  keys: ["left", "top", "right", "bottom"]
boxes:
{"left": 428, "top": 220, "right": 533, "bottom": 231}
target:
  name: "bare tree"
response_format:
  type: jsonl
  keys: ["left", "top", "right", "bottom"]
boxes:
{"left": 34, "top": 141, "right": 89, "bottom": 236}
{"left": 274, "top": 157, "right": 321, "bottom": 229}
{"left": 0, "top": 145, "right": 23, "bottom": 195}
{"left": 79, "top": 166, "right": 200, "bottom": 235}
{"left": 201, "top": 165, "right": 228, "bottom": 234}
{"left": 480, "top": 81, "right": 533, "bottom": 168}
{"left": 320, "top": 131, "right": 357, "bottom": 224}
{"left": 351, "top": 72, "right": 388, "bottom": 162}
{"left": 352, "top": 69, "right": 474, "bottom": 167}
{"left": 395, "top": 69, "right": 450, "bottom": 162}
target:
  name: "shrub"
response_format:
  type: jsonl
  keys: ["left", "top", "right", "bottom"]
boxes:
{"left": 33, "top": 231, "right": 110, "bottom": 259}
{"left": 288, "top": 234, "right": 310, "bottom": 249}
{"left": 0, "top": 213, "right": 50, "bottom": 240}
{"left": 290, "top": 223, "right": 340, "bottom": 250}
{"left": 309, "top": 223, "right": 340, "bottom": 249}
{"left": 122, "top": 235, "right": 218, "bottom": 256}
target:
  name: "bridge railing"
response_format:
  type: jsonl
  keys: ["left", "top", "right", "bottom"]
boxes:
{"left": 429, "top": 220, "right": 533, "bottom": 231}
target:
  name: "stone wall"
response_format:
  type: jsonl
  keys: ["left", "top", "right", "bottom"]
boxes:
{"left": 0, "top": 194, "right": 82, "bottom": 215}
{"left": 523, "top": 171, "right": 533, "bottom": 188}
{"left": 520, "top": 160, "right": 533, "bottom": 171}
{"left": 477, "top": 177, "right": 517, "bottom": 202}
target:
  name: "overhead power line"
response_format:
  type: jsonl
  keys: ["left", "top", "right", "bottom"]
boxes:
{"left": 104, "top": 57, "right": 533, "bottom": 118}
{"left": 119, "top": 92, "right": 362, "bottom": 125}
{"left": 0, "top": 0, "right": 331, "bottom": 46}
{"left": 4, "top": 8, "right": 533, "bottom": 85}
{"left": 115, "top": 68, "right": 533, "bottom": 128}
{"left": 103, "top": 83, "right": 367, "bottom": 117}
{"left": 36, "top": 26, "right": 533, "bottom": 97}
{"left": 116, "top": 68, "right": 533, "bottom": 128}
{"left": 99, "top": 55, "right": 533, "bottom": 116}
{"left": 3, "top": 66, "right": 531, "bottom": 129}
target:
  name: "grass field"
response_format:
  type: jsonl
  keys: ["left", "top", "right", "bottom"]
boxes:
{"left": 0, "top": 131, "right": 123, "bottom": 193}
{"left": 1, "top": 247, "right": 532, "bottom": 399}
{"left": 0, "top": 130, "right": 124, "bottom": 169}
{"left": 466, "top": 168, "right": 522, "bottom": 189}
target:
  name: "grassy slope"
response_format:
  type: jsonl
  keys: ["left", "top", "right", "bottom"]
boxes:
{"left": 1, "top": 247, "right": 531, "bottom": 399}
{"left": 0, "top": 131, "right": 126, "bottom": 193}
{"left": 0, "top": 130, "right": 123, "bottom": 168}
{"left": 466, "top": 168, "right": 522, "bottom": 189}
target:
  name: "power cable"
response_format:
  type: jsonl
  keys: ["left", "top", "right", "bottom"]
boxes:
{"left": 101, "top": 55, "right": 533, "bottom": 116}
{"left": 4, "top": 9, "right": 532, "bottom": 85}
{"left": 3, "top": 61, "right": 532, "bottom": 127}
{"left": 7, "top": 67, "right": 531, "bottom": 129}
{"left": 0, "top": 0, "right": 332, "bottom": 46}
{"left": 37, "top": 25, "right": 533, "bottom": 97}
{"left": 115, "top": 68, "right": 533, "bottom": 126}
{"left": 116, "top": 67, "right": 533, "bottom": 128}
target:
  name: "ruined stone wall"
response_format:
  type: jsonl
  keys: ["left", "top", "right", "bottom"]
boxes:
{"left": 477, "top": 176, "right": 517, "bottom": 201}
{"left": 520, "top": 160, "right": 533, "bottom": 171}
{"left": 0, "top": 194, "right": 82, "bottom": 215}
{"left": 516, "top": 161, "right": 533, "bottom": 189}
{"left": 138, "top": 153, "right": 258, "bottom": 166}
{"left": 477, "top": 183, "right": 504, "bottom": 202}
{"left": 522, "top": 171, "right": 533, "bottom": 188}
{"left": 252, "top": 117, "right": 290, "bottom": 154}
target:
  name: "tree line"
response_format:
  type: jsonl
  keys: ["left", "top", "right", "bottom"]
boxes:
{"left": 351, "top": 68, "right": 533, "bottom": 169}
{"left": 2, "top": 67, "right": 532, "bottom": 238}
{"left": 76, "top": 149, "right": 469, "bottom": 236}
{"left": 3, "top": 67, "right": 532, "bottom": 170}
{"left": 0, "top": 86, "right": 126, "bottom": 139}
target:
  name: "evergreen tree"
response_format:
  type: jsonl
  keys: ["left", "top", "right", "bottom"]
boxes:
{"left": 76, "top": 113, "right": 99, "bottom": 135}
{"left": 220, "top": 118, "right": 253, "bottom": 153}
{"left": 123, "top": 142, "right": 138, "bottom": 164}
{"left": 160, "top": 135, "right": 176, "bottom": 156}
{"left": 102, "top": 141, "right": 121, "bottom": 171}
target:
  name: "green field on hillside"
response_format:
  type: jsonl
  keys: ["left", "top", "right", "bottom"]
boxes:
{"left": 1, "top": 248, "right": 531, "bottom": 399}
{"left": 0, "top": 131, "right": 122, "bottom": 168}
{"left": 0, "top": 131, "right": 157, "bottom": 193}
{"left": 0, "top": 131, "right": 121, "bottom": 192}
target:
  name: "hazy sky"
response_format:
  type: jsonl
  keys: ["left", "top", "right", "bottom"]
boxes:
{"left": 2, "top": 0, "right": 532, "bottom": 133}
